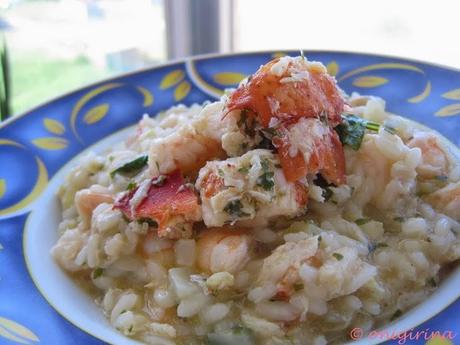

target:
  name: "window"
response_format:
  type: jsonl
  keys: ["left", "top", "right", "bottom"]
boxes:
{"left": 2, "top": 0, "right": 166, "bottom": 115}
{"left": 234, "top": 0, "right": 460, "bottom": 68}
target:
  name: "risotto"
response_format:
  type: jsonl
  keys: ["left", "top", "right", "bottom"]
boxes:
{"left": 52, "top": 56, "right": 460, "bottom": 345}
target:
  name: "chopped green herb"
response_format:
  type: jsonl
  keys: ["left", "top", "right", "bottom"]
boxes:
{"left": 238, "top": 166, "right": 250, "bottom": 174}
{"left": 237, "top": 110, "right": 256, "bottom": 137}
{"left": 322, "top": 187, "right": 333, "bottom": 201}
{"left": 152, "top": 175, "right": 167, "bottom": 187}
{"left": 110, "top": 155, "right": 148, "bottom": 178}
{"left": 369, "top": 242, "right": 389, "bottom": 252}
{"left": 363, "top": 119, "right": 381, "bottom": 131}
{"left": 261, "top": 158, "right": 270, "bottom": 172}
{"left": 355, "top": 218, "right": 371, "bottom": 225}
{"left": 318, "top": 235, "right": 322, "bottom": 244}
{"left": 241, "top": 142, "right": 249, "bottom": 150}
{"left": 336, "top": 115, "right": 365, "bottom": 150}
{"left": 393, "top": 216, "right": 405, "bottom": 222}
{"left": 336, "top": 114, "right": 380, "bottom": 150}
{"left": 257, "top": 171, "right": 275, "bottom": 191}
{"left": 416, "top": 190, "right": 428, "bottom": 197}
{"left": 92, "top": 267, "right": 104, "bottom": 279}
{"left": 128, "top": 325, "right": 133, "bottom": 333}
{"left": 321, "top": 187, "right": 334, "bottom": 201}
{"left": 260, "top": 127, "right": 278, "bottom": 140}
{"left": 127, "top": 182, "right": 137, "bottom": 191}
{"left": 434, "top": 175, "right": 448, "bottom": 182}
{"left": 332, "top": 253, "right": 344, "bottom": 260}
{"left": 427, "top": 277, "right": 437, "bottom": 287}
{"left": 255, "top": 159, "right": 275, "bottom": 190}
{"left": 391, "top": 309, "right": 402, "bottom": 321}
{"left": 383, "top": 125, "right": 396, "bottom": 135}
{"left": 218, "top": 168, "right": 225, "bottom": 177}
{"left": 223, "top": 200, "right": 250, "bottom": 218}
{"left": 137, "top": 218, "right": 158, "bottom": 227}
{"left": 232, "top": 325, "right": 252, "bottom": 335}
{"left": 108, "top": 156, "right": 114, "bottom": 162}
{"left": 120, "top": 310, "right": 127, "bottom": 314}
{"left": 293, "top": 282, "right": 304, "bottom": 291}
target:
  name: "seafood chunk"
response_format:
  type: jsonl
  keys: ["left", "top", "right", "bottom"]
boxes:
{"left": 424, "top": 181, "right": 460, "bottom": 220}
{"left": 196, "top": 228, "right": 253, "bottom": 274}
{"left": 274, "top": 118, "right": 345, "bottom": 184}
{"left": 75, "top": 185, "right": 113, "bottom": 227}
{"left": 256, "top": 237, "right": 319, "bottom": 299}
{"left": 254, "top": 231, "right": 376, "bottom": 302}
{"left": 226, "top": 56, "right": 346, "bottom": 184}
{"left": 114, "top": 170, "right": 201, "bottom": 239}
{"left": 147, "top": 102, "right": 232, "bottom": 177}
{"left": 408, "top": 131, "right": 448, "bottom": 179}
{"left": 196, "top": 149, "right": 308, "bottom": 227}
{"left": 149, "top": 128, "right": 226, "bottom": 178}
{"left": 226, "top": 56, "right": 344, "bottom": 127}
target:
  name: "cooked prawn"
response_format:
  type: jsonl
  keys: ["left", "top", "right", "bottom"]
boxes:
{"left": 149, "top": 130, "right": 226, "bottom": 178}
{"left": 196, "top": 228, "right": 253, "bottom": 274}
{"left": 256, "top": 237, "right": 319, "bottom": 300}
{"left": 226, "top": 56, "right": 346, "bottom": 184}
{"left": 75, "top": 185, "right": 113, "bottom": 227}
{"left": 425, "top": 181, "right": 460, "bottom": 220}
{"left": 407, "top": 131, "right": 448, "bottom": 179}
{"left": 148, "top": 102, "right": 230, "bottom": 177}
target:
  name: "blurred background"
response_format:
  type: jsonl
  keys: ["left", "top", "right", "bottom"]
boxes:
{"left": 0, "top": 0, "right": 459, "bottom": 118}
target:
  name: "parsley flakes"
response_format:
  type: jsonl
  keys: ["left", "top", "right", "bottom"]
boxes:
{"left": 336, "top": 114, "right": 380, "bottom": 150}
{"left": 223, "top": 200, "right": 250, "bottom": 218}
{"left": 257, "top": 159, "right": 275, "bottom": 191}
{"left": 92, "top": 267, "right": 104, "bottom": 279}
{"left": 110, "top": 155, "right": 148, "bottom": 178}
{"left": 355, "top": 218, "right": 371, "bottom": 225}
{"left": 332, "top": 253, "right": 344, "bottom": 260}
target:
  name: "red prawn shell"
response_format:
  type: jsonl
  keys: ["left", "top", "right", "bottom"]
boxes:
{"left": 226, "top": 58, "right": 344, "bottom": 128}
{"left": 274, "top": 126, "right": 345, "bottom": 185}
{"left": 114, "top": 170, "right": 200, "bottom": 237}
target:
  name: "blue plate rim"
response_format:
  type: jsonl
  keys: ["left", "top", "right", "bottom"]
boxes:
{"left": 3, "top": 49, "right": 460, "bottom": 132}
